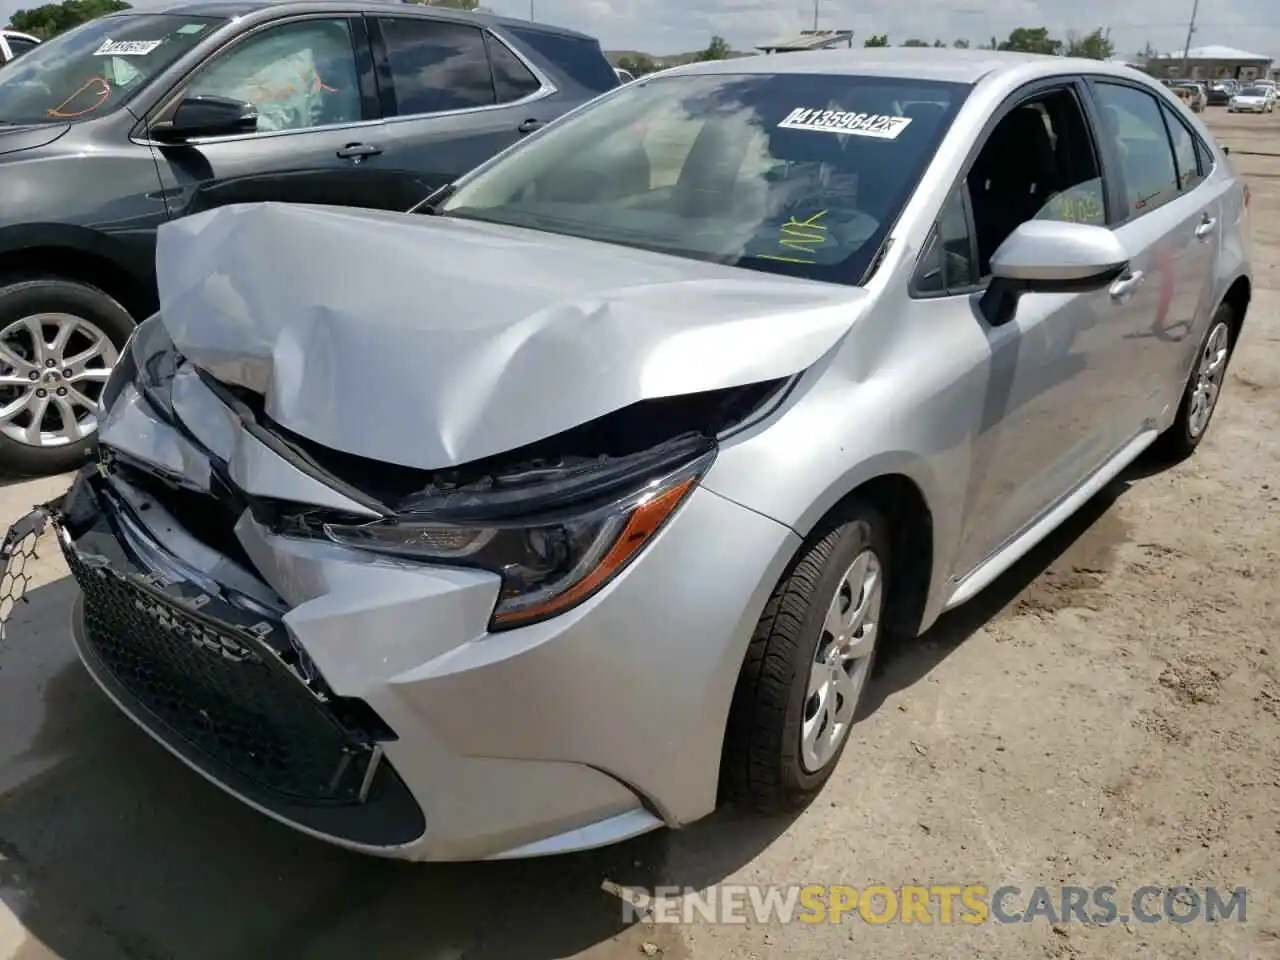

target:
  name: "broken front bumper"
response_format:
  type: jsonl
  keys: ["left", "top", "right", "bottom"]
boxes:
{"left": 3, "top": 459, "right": 800, "bottom": 860}
{"left": 3, "top": 470, "right": 425, "bottom": 848}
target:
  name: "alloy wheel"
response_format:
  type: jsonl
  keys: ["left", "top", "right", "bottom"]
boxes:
{"left": 801, "top": 548, "right": 883, "bottom": 773}
{"left": 1187, "top": 321, "right": 1230, "bottom": 439}
{"left": 0, "top": 313, "right": 119, "bottom": 449}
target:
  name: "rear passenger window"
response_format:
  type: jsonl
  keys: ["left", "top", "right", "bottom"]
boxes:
{"left": 504, "top": 27, "right": 618, "bottom": 93}
{"left": 378, "top": 18, "right": 495, "bottom": 115}
{"left": 1194, "top": 135, "right": 1215, "bottom": 176}
{"left": 1160, "top": 102, "right": 1203, "bottom": 191}
{"left": 484, "top": 33, "right": 541, "bottom": 103}
{"left": 1091, "top": 82, "right": 1180, "bottom": 218}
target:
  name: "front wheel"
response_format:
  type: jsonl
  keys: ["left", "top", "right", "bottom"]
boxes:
{"left": 1148, "top": 303, "right": 1235, "bottom": 464}
{"left": 0, "top": 279, "right": 134, "bottom": 477}
{"left": 721, "top": 499, "right": 890, "bottom": 813}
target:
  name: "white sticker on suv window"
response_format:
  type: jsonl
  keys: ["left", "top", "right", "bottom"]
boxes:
{"left": 778, "top": 107, "right": 912, "bottom": 139}
{"left": 94, "top": 39, "right": 163, "bottom": 56}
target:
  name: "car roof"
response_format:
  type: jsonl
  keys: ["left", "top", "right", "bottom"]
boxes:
{"left": 659, "top": 47, "right": 1165, "bottom": 87}
{"left": 143, "top": 0, "right": 596, "bottom": 40}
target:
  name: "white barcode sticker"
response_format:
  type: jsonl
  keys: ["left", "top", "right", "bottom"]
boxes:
{"left": 94, "top": 39, "right": 163, "bottom": 56}
{"left": 778, "top": 107, "right": 912, "bottom": 139}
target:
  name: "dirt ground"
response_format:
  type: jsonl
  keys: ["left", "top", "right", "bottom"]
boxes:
{"left": 0, "top": 109, "right": 1277, "bottom": 960}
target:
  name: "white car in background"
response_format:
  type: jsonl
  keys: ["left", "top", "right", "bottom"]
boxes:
{"left": 0, "top": 29, "right": 39, "bottom": 63}
{"left": 1228, "top": 85, "right": 1276, "bottom": 113}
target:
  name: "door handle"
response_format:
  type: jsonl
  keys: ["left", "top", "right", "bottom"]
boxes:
{"left": 1194, "top": 215, "right": 1217, "bottom": 240}
{"left": 337, "top": 142, "right": 382, "bottom": 161}
{"left": 517, "top": 118, "right": 544, "bottom": 134}
{"left": 1109, "top": 270, "right": 1145, "bottom": 301}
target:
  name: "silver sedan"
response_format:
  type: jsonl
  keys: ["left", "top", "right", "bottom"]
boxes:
{"left": 0, "top": 48, "right": 1251, "bottom": 861}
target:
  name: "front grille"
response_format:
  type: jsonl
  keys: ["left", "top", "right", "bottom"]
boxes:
{"left": 62, "top": 534, "right": 381, "bottom": 805}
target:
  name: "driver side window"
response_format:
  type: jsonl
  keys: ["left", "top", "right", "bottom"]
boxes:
{"left": 965, "top": 85, "right": 1107, "bottom": 276}
{"left": 183, "top": 19, "right": 362, "bottom": 133}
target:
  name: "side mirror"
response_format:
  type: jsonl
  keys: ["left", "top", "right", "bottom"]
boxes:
{"left": 151, "top": 95, "right": 257, "bottom": 142}
{"left": 981, "top": 220, "right": 1129, "bottom": 326}
{"left": 990, "top": 220, "right": 1128, "bottom": 285}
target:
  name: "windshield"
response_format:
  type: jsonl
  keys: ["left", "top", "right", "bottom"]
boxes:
{"left": 1240, "top": 87, "right": 1267, "bottom": 97}
{"left": 437, "top": 72, "right": 967, "bottom": 286}
{"left": 0, "top": 14, "right": 221, "bottom": 124}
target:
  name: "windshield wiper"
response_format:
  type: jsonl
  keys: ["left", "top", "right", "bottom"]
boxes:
{"left": 408, "top": 182, "right": 456, "bottom": 215}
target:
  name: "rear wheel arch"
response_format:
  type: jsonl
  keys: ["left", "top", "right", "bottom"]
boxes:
{"left": 1222, "top": 275, "right": 1250, "bottom": 345}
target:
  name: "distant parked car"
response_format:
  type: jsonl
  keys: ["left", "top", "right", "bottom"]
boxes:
{"left": 0, "top": 29, "right": 39, "bottom": 63}
{"left": 1206, "top": 82, "right": 1234, "bottom": 106}
{"left": 1173, "top": 82, "right": 1206, "bottom": 112}
{"left": 1228, "top": 85, "right": 1276, "bottom": 113}
{"left": 0, "top": 0, "right": 618, "bottom": 475}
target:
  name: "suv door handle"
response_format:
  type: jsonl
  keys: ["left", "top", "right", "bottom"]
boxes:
{"left": 1195, "top": 215, "right": 1217, "bottom": 240}
{"left": 517, "top": 118, "right": 544, "bottom": 134}
{"left": 337, "top": 142, "right": 382, "bottom": 160}
{"left": 1109, "top": 270, "right": 1145, "bottom": 301}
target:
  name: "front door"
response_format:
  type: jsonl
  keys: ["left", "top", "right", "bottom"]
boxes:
{"left": 947, "top": 83, "right": 1138, "bottom": 575}
{"left": 143, "top": 15, "right": 405, "bottom": 218}
{"left": 364, "top": 15, "right": 560, "bottom": 208}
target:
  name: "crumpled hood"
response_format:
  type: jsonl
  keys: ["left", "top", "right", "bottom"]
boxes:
{"left": 155, "top": 202, "right": 871, "bottom": 470}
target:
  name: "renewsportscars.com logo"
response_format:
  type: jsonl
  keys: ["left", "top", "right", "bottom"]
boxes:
{"left": 609, "top": 883, "right": 1248, "bottom": 926}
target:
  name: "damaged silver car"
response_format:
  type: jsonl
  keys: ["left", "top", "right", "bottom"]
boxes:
{"left": 0, "top": 49, "right": 1252, "bottom": 861}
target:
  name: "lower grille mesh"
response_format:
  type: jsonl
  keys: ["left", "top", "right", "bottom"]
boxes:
{"left": 63, "top": 540, "right": 378, "bottom": 805}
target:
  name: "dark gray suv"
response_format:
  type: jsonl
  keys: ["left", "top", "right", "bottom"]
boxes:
{"left": 0, "top": 0, "right": 618, "bottom": 474}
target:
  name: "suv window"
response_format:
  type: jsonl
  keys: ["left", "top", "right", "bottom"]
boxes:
{"left": 484, "top": 32, "right": 540, "bottom": 103}
{"left": 0, "top": 14, "right": 218, "bottom": 124}
{"left": 4, "top": 36, "right": 37, "bottom": 58}
{"left": 378, "top": 18, "right": 495, "bottom": 115}
{"left": 915, "top": 186, "right": 976, "bottom": 295}
{"left": 1091, "top": 82, "right": 1180, "bottom": 218}
{"left": 503, "top": 26, "right": 617, "bottom": 93}
{"left": 966, "top": 86, "right": 1105, "bottom": 274}
{"left": 185, "top": 18, "right": 362, "bottom": 132}
{"left": 1159, "top": 101, "right": 1203, "bottom": 191}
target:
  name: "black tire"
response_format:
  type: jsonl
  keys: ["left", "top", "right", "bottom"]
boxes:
{"left": 1148, "top": 301, "right": 1236, "bottom": 465}
{"left": 721, "top": 498, "right": 890, "bottom": 814}
{"left": 0, "top": 278, "right": 135, "bottom": 478}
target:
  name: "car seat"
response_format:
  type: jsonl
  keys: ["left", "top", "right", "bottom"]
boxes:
{"left": 967, "top": 104, "right": 1060, "bottom": 270}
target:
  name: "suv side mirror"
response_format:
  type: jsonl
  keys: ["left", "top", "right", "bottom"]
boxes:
{"left": 151, "top": 95, "right": 258, "bottom": 142}
{"left": 981, "top": 220, "right": 1129, "bottom": 326}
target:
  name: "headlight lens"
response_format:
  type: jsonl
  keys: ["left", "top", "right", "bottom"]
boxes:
{"left": 319, "top": 449, "right": 712, "bottom": 630}
{"left": 101, "top": 314, "right": 180, "bottom": 421}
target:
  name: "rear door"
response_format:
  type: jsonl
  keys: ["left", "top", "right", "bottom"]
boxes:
{"left": 361, "top": 15, "right": 558, "bottom": 207}
{"left": 1085, "top": 79, "right": 1225, "bottom": 428}
{"left": 144, "top": 13, "right": 407, "bottom": 218}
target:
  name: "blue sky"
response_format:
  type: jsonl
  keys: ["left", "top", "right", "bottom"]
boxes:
{"left": 3, "top": 0, "right": 1276, "bottom": 59}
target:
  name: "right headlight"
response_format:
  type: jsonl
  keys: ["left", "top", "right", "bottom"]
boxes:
{"left": 314, "top": 440, "right": 715, "bottom": 630}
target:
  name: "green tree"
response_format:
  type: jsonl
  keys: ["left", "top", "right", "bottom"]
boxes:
{"left": 998, "top": 27, "right": 1063, "bottom": 56}
{"left": 9, "top": 0, "right": 130, "bottom": 40}
{"left": 863, "top": 34, "right": 889, "bottom": 47}
{"left": 901, "top": 38, "right": 930, "bottom": 47}
{"left": 1065, "top": 28, "right": 1114, "bottom": 60}
{"left": 616, "top": 53, "right": 656, "bottom": 76}
{"left": 697, "top": 35, "right": 732, "bottom": 61}
{"left": 953, "top": 38, "right": 971, "bottom": 49}
{"left": 933, "top": 39, "right": 946, "bottom": 47}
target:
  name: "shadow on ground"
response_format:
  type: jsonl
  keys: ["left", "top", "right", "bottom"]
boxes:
{"left": 0, "top": 474, "right": 1139, "bottom": 960}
